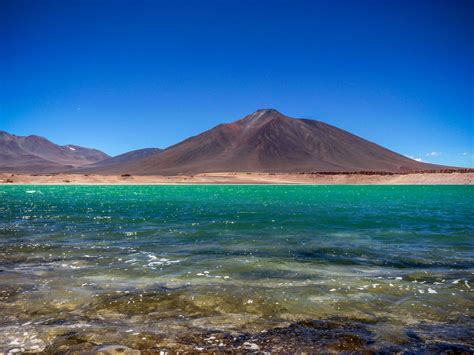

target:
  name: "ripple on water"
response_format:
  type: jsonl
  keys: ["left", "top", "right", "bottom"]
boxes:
{"left": 0, "top": 185, "right": 472, "bottom": 352}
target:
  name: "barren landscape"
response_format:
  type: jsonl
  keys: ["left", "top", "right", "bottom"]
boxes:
{"left": 2, "top": 171, "right": 473, "bottom": 185}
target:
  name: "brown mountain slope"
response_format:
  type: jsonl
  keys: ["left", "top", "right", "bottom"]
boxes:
{"left": 94, "top": 109, "right": 448, "bottom": 175}
{"left": 77, "top": 148, "right": 163, "bottom": 172}
{"left": 0, "top": 131, "right": 110, "bottom": 173}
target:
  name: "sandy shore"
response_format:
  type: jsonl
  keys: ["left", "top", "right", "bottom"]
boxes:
{"left": 1, "top": 172, "right": 473, "bottom": 185}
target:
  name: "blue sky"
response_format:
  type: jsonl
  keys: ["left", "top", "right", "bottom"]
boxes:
{"left": 1, "top": 0, "right": 473, "bottom": 167}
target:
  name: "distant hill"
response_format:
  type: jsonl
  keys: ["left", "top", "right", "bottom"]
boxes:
{"left": 77, "top": 148, "right": 162, "bottom": 172}
{"left": 90, "top": 109, "right": 449, "bottom": 175}
{"left": 0, "top": 131, "right": 109, "bottom": 173}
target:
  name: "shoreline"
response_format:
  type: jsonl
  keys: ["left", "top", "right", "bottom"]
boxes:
{"left": 1, "top": 171, "right": 473, "bottom": 185}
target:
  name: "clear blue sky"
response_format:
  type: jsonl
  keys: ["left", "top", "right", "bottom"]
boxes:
{"left": 1, "top": 0, "right": 473, "bottom": 167}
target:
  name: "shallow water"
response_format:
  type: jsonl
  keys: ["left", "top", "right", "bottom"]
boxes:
{"left": 0, "top": 185, "right": 473, "bottom": 352}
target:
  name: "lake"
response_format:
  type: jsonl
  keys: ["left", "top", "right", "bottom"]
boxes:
{"left": 0, "top": 185, "right": 473, "bottom": 352}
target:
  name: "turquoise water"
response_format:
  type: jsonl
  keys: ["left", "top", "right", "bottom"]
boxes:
{"left": 0, "top": 185, "right": 473, "bottom": 352}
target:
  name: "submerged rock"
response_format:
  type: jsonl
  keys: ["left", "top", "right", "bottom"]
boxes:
{"left": 94, "top": 344, "right": 140, "bottom": 354}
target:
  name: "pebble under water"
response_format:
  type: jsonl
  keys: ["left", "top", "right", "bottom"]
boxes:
{"left": 0, "top": 185, "right": 473, "bottom": 353}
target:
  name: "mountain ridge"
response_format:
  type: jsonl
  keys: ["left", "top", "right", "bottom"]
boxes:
{"left": 76, "top": 148, "right": 163, "bottom": 172}
{"left": 1, "top": 109, "right": 455, "bottom": 174}
{"left": 0, "top": 131, "right": 110, "bottom": 173}
{"left": 87, "top": 109, "right": 450, "bottom": 175}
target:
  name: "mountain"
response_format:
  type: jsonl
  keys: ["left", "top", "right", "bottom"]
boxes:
{"left": 77, "top": 148, "right": 162, "bottom": 172}
{"left": 0, "top": 131, "right": 110, "bottom": 173}
{"left": 91, "top": 109, "right": 447, "bottom": 175}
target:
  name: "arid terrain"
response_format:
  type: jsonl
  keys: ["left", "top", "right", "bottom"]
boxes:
{"left": 2, "top": 171, "right": 473, "bottom": 185}
{"left": 79, "top": 109, "right": 450, "bottom": 175}
{"left": 0, "top": 130, "right": 109, "bottom": 173}
{"left": 1, "top": 110, "right": 456, "bottom": 176}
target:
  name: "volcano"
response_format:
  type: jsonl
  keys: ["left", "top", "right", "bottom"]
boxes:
{"left": 89, "top": 109, "right": 446, "bottom": 175}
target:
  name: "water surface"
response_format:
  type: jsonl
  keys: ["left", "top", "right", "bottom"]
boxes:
{"left": 0, "top": 185, "right": 473, "bottom": 352}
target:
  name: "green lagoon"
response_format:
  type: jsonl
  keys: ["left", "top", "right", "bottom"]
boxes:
{"left": 0, "top": 185, "right": 473, "bottom": 352}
